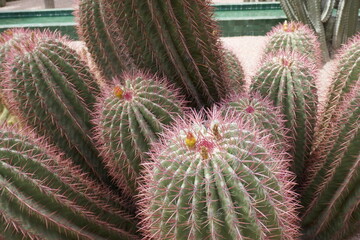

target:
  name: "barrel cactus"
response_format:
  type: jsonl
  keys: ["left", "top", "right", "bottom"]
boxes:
{"left": 0, "top": 128, "right": 139, "bottom": 240}
{"left": 264, "top": 21, "right": 321, "bottom": 65}
{"left": 1, "top": 31, "right": 112, "bottom": 187}
{"left": 251, "top": 51, "right": 318, "bottom": 183}
{"left": 138, "top": 109, "right": 299, "bottom": 240}
{"left": 95, "top": 72, "right": 185, "bottom": 197}
{"left": 223, "top": 49, "right": 245, "bottom": 94}
{"left": 221, "top": 93, "right": 288, "bottom": 148}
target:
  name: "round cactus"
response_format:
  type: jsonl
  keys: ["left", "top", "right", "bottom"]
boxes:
{"left": 0, "top": 128, "right": 139, "bottom": 240}
{"left": 1, "top": 31, "right": 112, "bottom": 186}
{"left": 250, "top": 51, "right": 318, "bottom": 183}
{"left": 264, "top": 21, "right": 321, "bottom": 65}
{"left": 138, "top": 109, "right": 299, "bottom": 240}
{"left": 96, "top": 72, "right": 185, "bottom": 197}
{"left": 221, "top": 93, "right": 288, "bottom": 148}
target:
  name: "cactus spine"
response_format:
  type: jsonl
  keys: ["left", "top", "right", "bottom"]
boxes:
{"left": 2, "top": 33, "right": 111, "bottom": 186}
{"left": 0, "top": 128, "right": 139, "bottom": 240}
{"left": 139, "top": 109, "right": 299, "bottom": 240}
{"left": 250, "top": 52, "right": 318, "bottom": 183}
{"left": 80, "top": 0, "right": 229, "bottom": 109}
{"left": 96, "top": 72, "right": 184, "bottom": 197}
{"left": 264, "top": 21, "right": 321, "bottom": 65}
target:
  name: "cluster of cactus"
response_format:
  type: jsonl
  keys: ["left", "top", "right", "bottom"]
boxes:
{"left": 0, "top": 0, "right": 359, "bottom": 239}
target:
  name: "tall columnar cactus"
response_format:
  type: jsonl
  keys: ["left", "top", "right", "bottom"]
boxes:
{"left": 264, "top": 21, "right": 321, "bottom": 65}
{"left": 2, "top": 32, "right": 112, "bottom": 186}
{"left": 138, "top": 109, "right": 299, "bottom": 240}
{"left": 0, "top": 128, "right": 139, "bottom": 240}
{"left": 221, "top": 93, "right": 288, "bottom": 148}
{"left": 250, "top": 51, "right": 318, "bottom": 183}
{"left": 78, "top": 0, "right": 229, "bottom": 109}
{"left": 312, "top": 34, "right": 360, "bottom": 157}
{"left": 223, "top": 48, "right": 245, "bottom": 94}
{"left": 96, "top": 72, "right": 185, "bottom": 197}
{"left": 76, "top": 0, "right": 135, "bottom": 82}
{"left": 300, "top": 88, "right": 359, "bottom": 240}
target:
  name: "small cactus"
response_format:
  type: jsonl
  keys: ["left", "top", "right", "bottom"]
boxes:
{"left": 138, "top": 109, "right": 299, "bottom": 240}
{"left": 95, "top": 72, "right": 185, "bottom": 197}
{"left": 221, "top": 93, "right": 288, "bottom": 148}
{"left": 0, "top": 128, "right": 139, "bottom": 240}
{"left": 2, "top": 31, "right": 112, "bottom": 186}
{"left": 250, "top": 51, "right": 318, "bottom": 183}
{"left": 264, "top": 21, "right": 321, "bottom": 65}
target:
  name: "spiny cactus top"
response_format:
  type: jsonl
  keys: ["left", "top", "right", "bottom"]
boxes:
{"left": 0, "top": 128, "right": 139, "bottom": 240}
{"left": 87, "top": 0, "right": 229, "bottom": 109}
{"left": 138, "top": 109, "right": 299, "bottom": 240}
{"left": 264, "top": 21, "right": 321, "bottom": 65}
{"left": 312, "top": 33, "right": 360, "bottom": 156}
{"left": 95, "top": 72, "right": 185, "bottom": 197}
{"left": 1, "top": 31, "right": 113, "bottom": 186}
{"left": 223, "top": 48, "right": 245, "bottom": 94}
{"left": 251, "top": 51, "right": 318, "bottom": 183}
{"left": 221, "top": 93, "right": 288, "bottom": 148}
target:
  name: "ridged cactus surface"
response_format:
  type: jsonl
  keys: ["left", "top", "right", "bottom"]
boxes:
{"left": 96, "top": 72, "right": 184, "bottom": 197}
{"left": 0, "top": 129, "right": 139, "bottom": 240}
{"left": 301, "top": 88, "right": 359, "bottom": 240}
{"left": 221, "top": 93, "right": 287, "bottom": 147}
{"left": 2, "top": 33, "right": 111, "bottom": 186}
{"left": 139, "top": 109, "right": 299, "bottom": 240}
{"left": 84, "top": 0, "right": 229, "bottom": 109}
{"left": 76, "top": 0, "right": 135, "bottom": 82}
{"left": 250, "top": 51, "right": 318, "bottom": 183}
{"left": 223, "top": 49, "right": 245, "bottom": 94}
{"left": 312, "top": 34, "right": 360, "bottom": 156}
{"left": 264, "top": 21, "right": 321, "bottom": 65}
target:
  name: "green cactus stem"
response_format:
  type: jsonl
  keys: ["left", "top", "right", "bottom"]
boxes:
{"left": 223, "top": 48, "right": 245, "bottom": 94}
{"left": 264, "top": 21, "right": 321, "bottom": 66}
{"left": 0, "top": 128, "right": 139, "bottom": 240}
{"left": 87, "top": 0, "right": 229, "bottom": 109}
{"left": 76, "top": 0, "right": 135, "bottom": 83}
{"left": 138, "top": 109, "right": 299, "bottom": 240}
{"left": 250, "top": 51, "right": 318, "bottom": 183}
{"left": 2, "top": 32, "right": 112, "bottom": 186}
{"left": 300, "top": 87, "right": 359, "bottom": 240}
{"left": 312, "top": 33, "right": 360, "bottom": 157}
{"left": 96, "top": 72, "right": 185, "bottom": 197}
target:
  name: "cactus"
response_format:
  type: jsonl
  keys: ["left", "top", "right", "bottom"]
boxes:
{"left": 223, "top": 48, "right": 245, "bottom": 94}
{"left": 138, "top": 109, "right": 299, "bottom": 240}
{"left": 95, "top": 72, "right": 185, "bottom": 197}
{"left": 79, "top": 0, "right": 229, "bottom": 109}
{"left": 312, "top": 34, "right": 360, "bottom": 157}
{"left": 300, "top": 88, "right": 359, "bottom": 240}
{"left": 279, "top": 0, "right": 360, "bottom": 60}
{"left": 221, "top": 93, "right": 288, "bottom": 148}
{"left": 76, "top": 0, "right": 135, "bottom": 83}
{"left": 0, "top": 128, "right": 139, "bottom": 240}
{"left": 250, "top": 51, "right": 318, "bottom": 183}
{"left": 264, "top": 21, "right": 321, "bottom": 66}
{"left": 2, "top": 32, "right": 112, "bottom": 186}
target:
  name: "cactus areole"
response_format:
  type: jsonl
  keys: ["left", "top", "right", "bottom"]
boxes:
{"left": 139, "top": 110, "right": 298, "bottom": 240}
